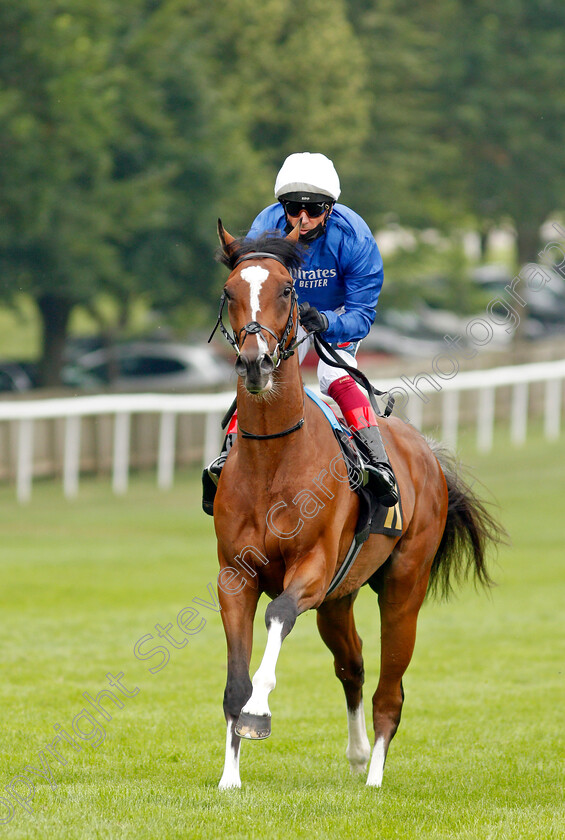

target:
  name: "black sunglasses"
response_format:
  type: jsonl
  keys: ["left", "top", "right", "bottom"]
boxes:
{"left": 281, "top": 199, "right": 330, "bottom": 218}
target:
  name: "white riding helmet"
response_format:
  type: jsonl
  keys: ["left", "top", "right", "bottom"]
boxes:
{"left": 274, "top": 153, "right": 341, "bottom": 201}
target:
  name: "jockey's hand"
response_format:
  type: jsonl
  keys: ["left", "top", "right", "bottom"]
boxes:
{"left": 299, "top": 302, "right": 329, "bottom": 334}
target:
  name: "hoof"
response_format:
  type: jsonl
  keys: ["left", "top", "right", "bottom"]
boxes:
{"left": 218, "top": 778, "right": 241, "bottom": 790}
{"left": 349, "top": 760, "right": 369, "bottom": 775}
{"left": 235, "top": 711, "right": 271, "bottom": 740}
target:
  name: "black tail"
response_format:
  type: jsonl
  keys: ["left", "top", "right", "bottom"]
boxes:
{"left": 428, "top": 443, "right": 506, "bottom": 600}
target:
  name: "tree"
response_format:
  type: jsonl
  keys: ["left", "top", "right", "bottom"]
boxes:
{"left": 0, "top": 0, "right": 181, "bottom": 383}
{"left": 433, "top": 0, "right": 565, "bottom": 264}
{"left": 344, "top": 0, "right": 460, "bottom": 231}
{"left": 0, "top": 0, "right": 373, "bottom": 385}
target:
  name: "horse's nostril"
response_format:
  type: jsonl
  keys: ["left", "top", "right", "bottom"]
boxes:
{"left": 259, "top": 355, "right": 274, "bottom": 375}
{"left": 235, "top": 357, "right": 247, "bottom": 377}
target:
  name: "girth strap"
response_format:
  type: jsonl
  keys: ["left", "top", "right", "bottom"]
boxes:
{"left": 326, "top": 533, "right": 366, "bottom": 597}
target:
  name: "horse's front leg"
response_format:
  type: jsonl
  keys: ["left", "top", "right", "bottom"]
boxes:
{"left": 236, "top": 556, "right": 326, "bottom": 740}
{"left": 218, "top": 577, "right": 260, "bottom": 789}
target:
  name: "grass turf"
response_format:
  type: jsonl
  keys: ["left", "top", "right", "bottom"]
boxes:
{"left": 0, "top": 428, "right": 564, "bottom": 839}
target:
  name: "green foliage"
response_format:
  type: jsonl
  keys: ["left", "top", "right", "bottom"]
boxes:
{"left": 0, "top": 0, "right": 372, "bottom": 381}
{"left": 433, "top": 0, "right": 565, "bottom": 260}
{"left": 0, "top": 0, "right": 564, "bottom": 379}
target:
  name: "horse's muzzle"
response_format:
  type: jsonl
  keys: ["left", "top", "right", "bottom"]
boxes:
{"left": 235, "top": 352, "right": 275, "bottom": 393}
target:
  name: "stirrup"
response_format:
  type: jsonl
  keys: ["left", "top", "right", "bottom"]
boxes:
{"left": 202, "top": 433, "right": 235, "bottom": 516}
{"left": 364, "top": 462, "right": 398, "bottom": 507}
{"left": 207, "top": 451, "right": 228, "bottom": 487}
{"left": 350, "top": 426, "right": 398, "bottom": 507}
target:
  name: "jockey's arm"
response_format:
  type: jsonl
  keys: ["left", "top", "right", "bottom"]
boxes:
{"left": 320, "top": 234, "right": 383, "bottom": 344}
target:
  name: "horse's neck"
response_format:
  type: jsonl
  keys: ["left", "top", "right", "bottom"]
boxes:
{"left": 236, "top": 360, "right": 305, "bottom": 450}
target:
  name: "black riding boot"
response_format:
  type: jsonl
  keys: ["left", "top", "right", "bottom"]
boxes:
{"left": 201, "top": 432, "right": 235, "bottom": 515}
{"left": 351, "top": 425, "right": 398, "bottom": 508}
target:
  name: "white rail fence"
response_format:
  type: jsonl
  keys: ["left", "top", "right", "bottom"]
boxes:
{"left": 0, "top": 358, "right": 563, "bottom": 503}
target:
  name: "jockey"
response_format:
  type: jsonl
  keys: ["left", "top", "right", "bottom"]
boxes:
{"left": 206, "top": 152, "right": 398, "bottom": 508}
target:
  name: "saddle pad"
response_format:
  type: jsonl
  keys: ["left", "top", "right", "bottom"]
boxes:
{"left": 304, "top": 387, "right": 342, "bottom": 430}
{"left": 368, "top": 488, "right": 403, "bottom": 537}
{"left": 304, "top": 387, "right": 403, "bottom": 539}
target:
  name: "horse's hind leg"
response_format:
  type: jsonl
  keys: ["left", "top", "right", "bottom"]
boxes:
{"left": 367, "top": 561, "right": 430, "bottom": 787}
{"left": 317, "top": 593, "right": 371, "bottom": 774}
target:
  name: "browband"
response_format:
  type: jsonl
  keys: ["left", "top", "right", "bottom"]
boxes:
{"left": 233, "top": 252, "right": 288, "bottom": 269}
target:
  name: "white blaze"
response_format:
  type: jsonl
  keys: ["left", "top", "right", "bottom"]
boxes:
{"left": 240, "top": 265, "right": 270, "bottom": 354}
{"left": 241, "top": 265, "right": 269, "bottom": 321}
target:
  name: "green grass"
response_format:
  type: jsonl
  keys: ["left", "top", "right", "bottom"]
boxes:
{"left": 1, "top": 430, "right": 564, "bottom": 839}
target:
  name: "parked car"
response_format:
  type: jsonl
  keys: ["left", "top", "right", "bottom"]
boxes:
{"left": 472, "top": 263, "right": 565, "bottom": 329}
{"left": 62, "top": 342, "right": 235, "bottom": 392}
{"left": 0, "top": 362, "right": 38, "bottom": 393}
{"left": 363, "top": 309, "right": 448, "bottom": 358}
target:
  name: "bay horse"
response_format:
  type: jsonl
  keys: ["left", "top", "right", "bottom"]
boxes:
{"left": 211, "top": 221, "right": 500, "bottom": 789}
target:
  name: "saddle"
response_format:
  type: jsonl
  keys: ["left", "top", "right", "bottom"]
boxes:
{"left": 202, "top": 389, "right": 403, "bottom": 543}
{"left": 305, "top": 389, "right": 403, "bottom": 541}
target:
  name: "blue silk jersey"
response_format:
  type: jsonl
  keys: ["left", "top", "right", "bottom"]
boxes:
{"left": 247, "top": 203, "right": 384, "bottom": 344}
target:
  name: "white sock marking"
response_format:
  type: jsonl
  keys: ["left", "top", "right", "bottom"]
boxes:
{"left": 241, "top": 619, "right": 284, "bottom": 717}
{"left": 366, "top": 736, "right": 386, "bottom": 787}
{"left": 345, "top": 701, "right": 371, "bottom": 773}
{"left": 219, "top": 719, "right": 241, "bottom": 789}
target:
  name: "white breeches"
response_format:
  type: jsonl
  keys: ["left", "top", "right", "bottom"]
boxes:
{"left": 296, "top": 325, "right": 359, "bottom": 396}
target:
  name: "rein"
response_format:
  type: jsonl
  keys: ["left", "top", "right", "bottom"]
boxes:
{"left": 210, "top": 249, "right": 395, "bottom": 440}
{"left": 313, "top": 334, "right": 395, "bottom": 418}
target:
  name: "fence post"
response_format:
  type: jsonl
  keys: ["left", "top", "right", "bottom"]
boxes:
{"left": 544, "top": 378, "right": 562, "bottom": 441}
{"left": 511, "top": 382, "right": 528, "bottom": 446}
{"left": 441, "top": 390, "right": 459, "bottom": 449}
{"left": 16, "top": 419, "right": 34, "bottom": 504}
{"left": 158, "top": 412, "right": 176, "bottom": 490}
{"left": 63, "top": 415, "right": 81, "bottom": 499}
{"left": 113, "top": 412, "right": 131, "bottom": 495}
{"left": 203, "top": 411, "right": 223, "bottom": 469}
{"left": 407, "top": 395, "right": 423, "bottom": 430}
{"left": 477, "top": 387, "right": 495, "bottom": 452}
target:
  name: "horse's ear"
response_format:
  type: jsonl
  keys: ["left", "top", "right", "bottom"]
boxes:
{"left": 218, "top": 219, "right": 236, "bottom": 253}
{"left": 285, "top": 222, "right": 301, "bottom": 243}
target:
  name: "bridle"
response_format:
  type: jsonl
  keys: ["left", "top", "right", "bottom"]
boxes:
{"left": 208, "top": 250, "right": 312, "bottom": 440}
{"left": 208, "top": 251, "right": 309, "bottom": 369}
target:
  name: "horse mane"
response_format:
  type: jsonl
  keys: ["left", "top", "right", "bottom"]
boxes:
{"left": 216, "top": 231, "right": 305, "bottom": 272}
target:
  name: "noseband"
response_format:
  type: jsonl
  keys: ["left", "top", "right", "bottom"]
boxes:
{"left": 208, "top": 251, "right": 305, "bottom": 368}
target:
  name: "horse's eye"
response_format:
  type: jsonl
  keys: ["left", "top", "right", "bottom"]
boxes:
{"left": 283, "top": 287, "right": 292, "bottom": 297}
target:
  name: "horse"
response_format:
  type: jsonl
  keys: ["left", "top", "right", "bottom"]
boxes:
{"left": 210, "top": 221, "right": 501, "bottom": 789}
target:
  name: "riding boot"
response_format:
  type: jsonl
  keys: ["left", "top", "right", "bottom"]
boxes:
{"left": 327, "top": 376, "right": 398, "bottom": 508}
{"left": 207, "top": 431, "right": 236, "bottom": 486}
{"left": 202, "top": 414, "right": 238, "bottom": 515}
{"left": 350, "top": 424, "right": 398, "bottom": 508}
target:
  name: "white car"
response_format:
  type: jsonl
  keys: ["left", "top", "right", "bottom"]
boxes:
{"left": 63, "top": 342, "right": 234, "bottom": 392}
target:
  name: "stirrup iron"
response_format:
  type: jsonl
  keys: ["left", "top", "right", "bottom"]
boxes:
{"left": 351, "top": 426, "right": 398, "bottom": 507}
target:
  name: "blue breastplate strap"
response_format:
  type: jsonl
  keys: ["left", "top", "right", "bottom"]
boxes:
{"left": 305, "top": 387, "right": 341, "bottom": 430}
